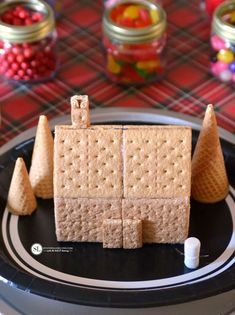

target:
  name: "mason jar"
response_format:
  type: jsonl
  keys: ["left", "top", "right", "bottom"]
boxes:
{"left": 0, "top": 0, "right": 58, "bottom": 83}
{"left": 210, "top": 1, "right": 235, "bottom": 83}
{"left": 102, "top": 0, "right": 167, "bottom": 85}
{"left": 103, "top": 0, "right": 162, "bottom": 9}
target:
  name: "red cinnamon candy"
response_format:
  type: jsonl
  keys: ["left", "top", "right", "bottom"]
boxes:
{"left": 0, "top": 0, "right": 58, "bottom": 83}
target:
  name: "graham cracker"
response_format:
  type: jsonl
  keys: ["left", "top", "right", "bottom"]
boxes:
{"left": 123, "top": 128, "right": 156, "bottom": 198}
{"left": 54, "top": 127, "right": 88, "bottom": 198}
{"left": 54, "top": 126, "right": 123, "bottom": 199}
{"left": 123, "top": 126, "right": 191, "bottom": 198}
{"left": 54, "top": 197, "right": 121, "bottom": 242}
{"left": 123, "top": 219, "right": 142, "bottom": 249}
{"left": 156, "top": 128, "right": 192, "bottom": 198}
{"left": 87, "top": 128, "right": 122, "bottom": 198}
{"left": 103, "top": 219, "right": 123, "bottom": 248}
{"left": 122, "top": 198, "right": 190, "bottom": 243}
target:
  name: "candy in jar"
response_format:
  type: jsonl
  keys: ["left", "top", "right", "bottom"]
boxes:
{"left": 102, "top": 0, "right": 167, "bottom": 85}
{"left": 210, "top": 1, "right": 235, "bottom": 83}
{"left": 103, "top": 0, "right": 162, "bottom": 9}
{"left": 0, "top": 0, "right": 58, "bottom": 83}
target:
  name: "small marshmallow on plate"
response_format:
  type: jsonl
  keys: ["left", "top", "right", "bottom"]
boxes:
{"left": 184, "top": 237, "right": 201, "bottom": 269}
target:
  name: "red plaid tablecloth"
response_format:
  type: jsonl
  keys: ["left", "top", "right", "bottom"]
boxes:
{"left": 1, "top": 0, "right": 235, "bottom": 146}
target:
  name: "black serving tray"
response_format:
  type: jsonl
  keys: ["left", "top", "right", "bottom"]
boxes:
{"left": 0, "top": 108, "right": 234, "bottom": 308}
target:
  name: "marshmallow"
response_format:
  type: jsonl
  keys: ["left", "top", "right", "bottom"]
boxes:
{"left": 184, "top": 237, "right": 201, "bottom": 269}
{"left": 184, "top": 256, "right": 200, "bottom": 269}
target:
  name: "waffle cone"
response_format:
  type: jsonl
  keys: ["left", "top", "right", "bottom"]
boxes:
{"left": 191, "top": 104, "right": 229, "bottom": 203}
{"left": 29, "top": 115, "right": 54, "bottom": 199}
{"left": 7, "top": 158, "right": 37, "bottom": 215}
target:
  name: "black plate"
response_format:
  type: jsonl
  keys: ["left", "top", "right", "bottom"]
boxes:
{"left": 0, "top": 110, "right": 235, "bottom": 308}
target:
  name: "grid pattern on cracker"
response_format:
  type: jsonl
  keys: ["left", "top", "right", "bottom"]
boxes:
{"left": 54, "top": 126, "right": 122, "bottom": 198}
{"left": 54, "top": 124, "right": 191, "bottom": 246}
{"left": 54, "top": 196, "right": 189, "bottom": 244}
{"left": 103, "top": 219, "right": 123, "bottom": 248}
{"left": 55, "top": 197, "right": 121, "bottom": 242}
{"left": 122, "top": 198, "right": 190, "bottom": 243}
{"left": 54, "top": 125, "right": 191, "bottom": 199}
{"left": 123, "top": 219, "right": 142, "bottom": 249}
{"left": 123, "top": 127, "right": 191, "bottom": 198}
{"left": 88, "top": 128, "right": 122, "bottom": 198}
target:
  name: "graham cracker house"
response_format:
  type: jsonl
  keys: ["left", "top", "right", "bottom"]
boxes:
{"left": 54, "top": 95, "right": 192, "bottom": 249}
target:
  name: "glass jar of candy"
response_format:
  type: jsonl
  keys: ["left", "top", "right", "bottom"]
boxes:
{"left": 0, "top": 0, "right": 58, "bottom": 83}
{"left": 104, "top": 0, "right": 162, "bottom": 9}
{"left": 211, "top": 1, "right": 235, "bottom": 83}
{"left": 102, "top": 0, "right": 167, "bottom": 85}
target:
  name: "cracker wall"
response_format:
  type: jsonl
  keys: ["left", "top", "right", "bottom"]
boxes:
{"left": 54, "top": 125, "right": 191, "bottom": 246}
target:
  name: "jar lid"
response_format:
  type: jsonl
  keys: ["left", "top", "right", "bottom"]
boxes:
{"left": 212, "top": 1, "right": 235, "bottom": 44}
{"left": 103, "top": 0, "right": 167, "bottom": 43}
{"left": 0, "top": 0, "right": 55, "bottom": 43}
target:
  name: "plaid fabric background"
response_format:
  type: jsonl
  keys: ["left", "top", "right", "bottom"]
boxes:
{"left": 0, "top": 0, "right": 235, "bottom": 146}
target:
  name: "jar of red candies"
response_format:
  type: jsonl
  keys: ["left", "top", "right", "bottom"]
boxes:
{"left": 0, "top": 0, "right": 58, "bottom": 83}
{"left": 211, "top": 1, "right": 235, "bottom": 83}
{"left": 102, "top": 0, "right": 167, "bottom": 85}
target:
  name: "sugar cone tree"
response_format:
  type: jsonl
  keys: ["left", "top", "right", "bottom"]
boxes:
{"left": 7, "top": 158, "right": 37, "bottom": 215}
{"left": 191, "top": 104, "right": 229, "bottom": 203}
{"left": 29, "top": 115, "right": 54, "bottom": 199}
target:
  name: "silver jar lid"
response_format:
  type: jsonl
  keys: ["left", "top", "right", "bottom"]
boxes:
{"left": 212, "top": 0, "right": 235, "bottom": 44}
{"left": 103, "top": 0, "right": 167, "bottom": 43}
{"left": 0, "top": 0, "right": 55, "bottom": 43}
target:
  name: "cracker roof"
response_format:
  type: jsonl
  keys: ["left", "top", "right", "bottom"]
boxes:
{"left": 54, "top": 125, "right": 191, "bottom": 199}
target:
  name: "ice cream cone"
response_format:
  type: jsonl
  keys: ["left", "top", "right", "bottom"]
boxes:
{"left": 29, "top": 115, "right": 54, "bottom": 199}
{"left": 191, "top": 104, "right": 229, "bottom": 203}
{"left": 7, "top": 158, "right": 37, "bottom": 215}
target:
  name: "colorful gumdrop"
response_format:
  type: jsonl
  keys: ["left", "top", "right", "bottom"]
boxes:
{"left": 217, "top": 49, "right": 234, "bottom": 63}
{"left": 211, "top": 35, "right": 226, "bottom": 51}
{"left": 123, "top": 5, "right": 139, "bottom": 19}
{"left": 107, "top": 54, "right": 121, "bottom": 74}
{"left": 219, "top": 69, "right": 232, "bottom": 82}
